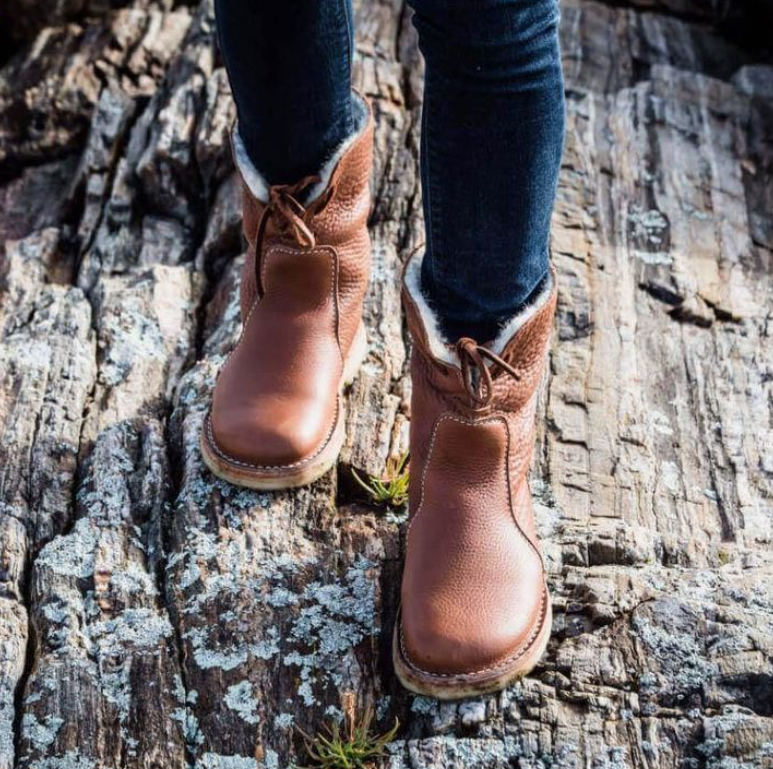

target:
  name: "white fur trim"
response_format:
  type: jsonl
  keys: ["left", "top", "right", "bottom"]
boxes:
{"left": 404, "top": 253, "right": 458, "bottom": 366}
{"left": 404, "top": 252, "right": 554, "bottom": 367}
{"left": 488, "top": 271, "right": 554, "bottom": 355}
{"left": 232, "top": 92, "right": 369, "bottom": 204}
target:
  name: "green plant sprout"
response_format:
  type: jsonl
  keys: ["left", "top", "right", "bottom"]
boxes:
{"left": 300, "top": 694, "right": 399, "bottom": 769}
{"left": 351, "top": 453, "right": 409, "bottom": 509}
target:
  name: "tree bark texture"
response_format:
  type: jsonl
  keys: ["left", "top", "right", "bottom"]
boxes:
{"left": 0, "top": 0, "right": 772, "bottom": 767}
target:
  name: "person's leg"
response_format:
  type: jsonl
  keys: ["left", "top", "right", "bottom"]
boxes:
{"left": 214, "top": 0, "right": 356, "bottom": 185}
{"left": 204, "top": 0, "right": 375, "bottom": 490}
{"left": 410, "top": 0, "right": 565, "bottom": 343}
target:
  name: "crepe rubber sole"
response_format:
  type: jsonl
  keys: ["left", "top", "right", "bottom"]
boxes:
{"left": 200, "top": 325, "right": 367, "bottom": 490}
{"left": 392, "top": 590, "right": 552, "bottom": 700}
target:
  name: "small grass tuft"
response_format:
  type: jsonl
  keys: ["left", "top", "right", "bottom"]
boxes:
{"left": 299, "top": 693, "right": 400, "bottom": 769}
{"left": 351, "top": 453, "right": 409, "bottom": 510}
{"left": 299, "top": 693, "right": 399, "bottom": 769}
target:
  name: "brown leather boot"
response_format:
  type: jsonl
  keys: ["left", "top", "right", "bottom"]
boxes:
{"left": 393, "top": 252, "right": 557, "bottom": 699}
{"left": 201, "top": 94, "right": 373, "bottom": 489}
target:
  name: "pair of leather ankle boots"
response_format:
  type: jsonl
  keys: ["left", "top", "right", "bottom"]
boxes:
{"left": 201, "top": 96, "right": 556, "bottom": 699}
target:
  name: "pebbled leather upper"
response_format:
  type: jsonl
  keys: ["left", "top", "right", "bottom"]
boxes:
{"left": 208, "top": 100, "right": 373, "bottom": 470}
{"left": 400, "top": 257, "right": 557, "bottom": 677}
{"left": 239, "top": 106, "right": 373, "bottom": 355}
{"left": 210, "top": 246, "right": 342, "bottom": 467}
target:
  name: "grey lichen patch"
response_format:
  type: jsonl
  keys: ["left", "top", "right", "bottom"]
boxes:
{"left": 411, "top": 697, "right": 438, "bottom": 716}
{"left": 21, "top": 713, "right": 64, "bottom": 751}
{"left": 0, "top": 710, "right": 14, "bottom": 769}
{"left": 178, "top": 540, "right": 286, "bottom": 666}
{"left": 74, "top": 450, "right": 140, "bottom": 526}
{"left": 224, "top": 681, "right": 259, "bottom": 725}
{"left": 95, "top": 271, "right": 189, "bottom": 391}
{"left": 173, "top": 528, "right": 264, "bottom": 616}
{"left": 384, "top": 508, "right": 409, "bottom": 526}
{"left": 626, "top": 204, "right": 670, "bottom": 264}
{"left": 41, "top": 602, "right": 70, "bottom": 625}
{"left": 697, "top": 708, "right": 773, "bottom": 767}
{"left": 172, "top": 707, "right": 204, "bottom": 748}
{"left": 530, "top": 478, "right": 564, "bottom": 543}
{"left": 376, "top": 695, "right": 392, "bottom": 722}
{"left": 458, "top": 701, "right": 487, "bottom": 728}
{"left": 274, "top": 712, "right": 294, "bottom": 730}
{"left": 282, "top": 556, "right": 378, "bottom": 706}
{"left": 173, "top": 528, "right": 379, "bottom": 716}
{"left": 397, "top": 736, "right": 526, "bottom": 768}
{"left": 35, "top": 752, "right": 97, "bottom": 769}
{"left": 106, "top": 562, "right": 156, "bottom": 595}
{"left": 51, "top": 596, "right": 182, "bottom": 752}
{"left": 183, "top": 627, "right": 249, "bottom": 671}
{"left": 627, "top": 205, "right": 668, "bottom": 242}
{"left": 90, "top": 608, "right": 173, "bottom": 654}
{"left": 632, "top": 600, "right": 719, "bottom": 697}
{"left": 30, "top": 441, "right": 182, "bottom": 755}
{"left": 597, "top": 746, "right": 632, "bottom": 769}
{"left": 197, "top": 753, "right": 258, "bottom": 769}
{"left": 263, "top": 587, "right": 299, "bottom": 609}
{"left": 173, "top": 439, "right": 262, "bottom": 515}
{"left": 35, "top": 519, "right": 98, "bottom": 579}
{"left": 631, "top": 250, "right": 672, "bottom": 266}
{"left": 323, "top": 704, "right": 344, "bottom": 722}
{"left": 250, "top": 626, "right": 280, "bottom": 660}
{"left": 174, "top": 520, "right": 378, "bottom": 701}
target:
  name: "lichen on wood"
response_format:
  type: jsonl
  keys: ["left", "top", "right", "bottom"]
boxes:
{"left": 0, "top": 0, "right": 772, "bottom": 767}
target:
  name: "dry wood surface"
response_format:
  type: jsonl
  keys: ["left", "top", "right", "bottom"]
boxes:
{"left": 1, "top": 0, "right": 772, "bottom": 766}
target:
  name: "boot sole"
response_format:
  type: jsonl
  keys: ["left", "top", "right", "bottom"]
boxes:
{"left": 200, "top": 323, "right": 368, "bottom": 490}
{"left": 392, "top": 589, "right": 552, "bottom": 700}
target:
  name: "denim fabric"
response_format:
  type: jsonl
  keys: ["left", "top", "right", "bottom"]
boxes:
{"left": 214, "top": 0, "right": 356, "bottom": 185}
{"left": 410, "top": 0, "right": 565, "bottom": 342}
{"left": 214, "top": 0, "right": 565, "bottom": 342}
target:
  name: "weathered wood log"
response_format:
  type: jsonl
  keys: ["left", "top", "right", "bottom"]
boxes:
{"left": 0, "top": 0, "right": 771, "bottom": 767}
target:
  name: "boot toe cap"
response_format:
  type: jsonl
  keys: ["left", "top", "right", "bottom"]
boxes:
{"left": 400, "top": 585, "right": 547, "bottom": 679}
{"left": 209, "top": 402, "right": 330, "bottom": 468}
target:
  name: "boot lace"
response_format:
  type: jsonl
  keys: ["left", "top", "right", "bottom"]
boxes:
{"left": 455, "top": 337, "right": 521, "bottom": 408}
{"left": 254, "top": 175, "right": 337, "bottom": 263}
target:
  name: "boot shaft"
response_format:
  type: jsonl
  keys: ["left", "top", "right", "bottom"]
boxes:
{"left": 233, "top": 93, "right": 373, "bottom": 352}
{"left": 402, "top": 254, "right": 557, "bottom": 519}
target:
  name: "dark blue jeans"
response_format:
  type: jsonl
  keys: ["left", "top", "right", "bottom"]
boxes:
{"left": 215, "top": 0, "right": 565, "bottom": 343}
